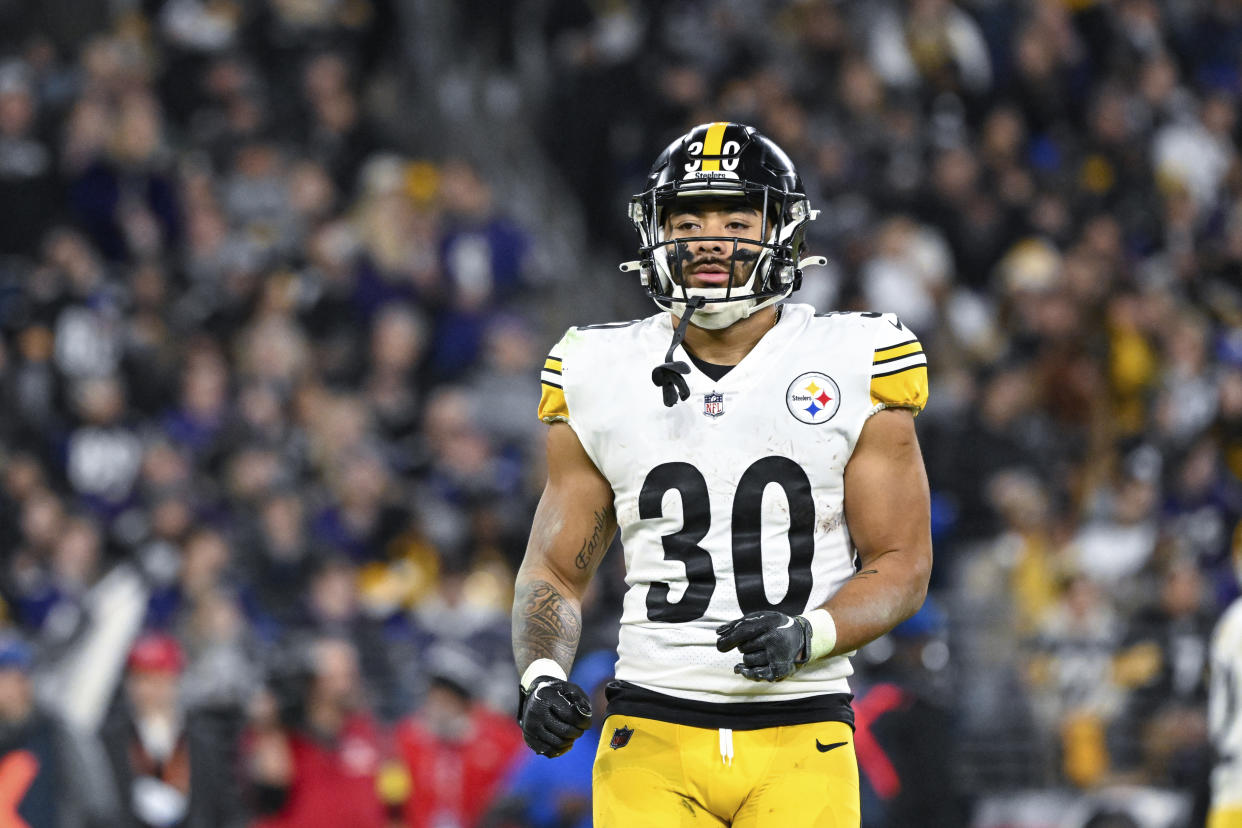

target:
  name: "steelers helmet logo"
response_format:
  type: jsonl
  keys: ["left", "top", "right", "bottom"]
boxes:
{"left": 786, "top": 372, "right": 840, "bottom": 424}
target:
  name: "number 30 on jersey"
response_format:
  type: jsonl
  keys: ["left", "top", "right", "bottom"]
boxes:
{"left": 641, "top": 456, "right": 815, "bottom": 622}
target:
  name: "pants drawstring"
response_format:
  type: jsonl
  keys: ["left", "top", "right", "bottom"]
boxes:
{"left": 719, "top": 728, "right": 734, "bottom": 767}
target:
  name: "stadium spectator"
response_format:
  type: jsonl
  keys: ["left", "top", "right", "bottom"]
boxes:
{"left": 429, "top": 159, "right": 532, "bottom": 382}
{"left": 854, "top": 602, "right": 965, "bottom": 828}
{"left": 394, "top": 645, "right": 523, "bottom": 828}
{"left": 100, "top": 632, "right": 245, "bottom": 828}
{"left": 405, "top": 552, "right": 515, "bottom": 715}
{"left": 0, "top": 633, "right": 117, "bottom": 827}
{"left": 246, "top": 636, "right": 392, "bottom": 828}
{"left": 0, "top": 61, "right": 60, "bottom": 259}
{"left": 297, "top": 557, "right": 402, "bottom": 721}
{"left": 66, "top": 89, "right": 180, "bottom": 263}
{"left": 15, "top": 511, "right": 103, "bottom": 652}
{"left": 241, "top": 491, "right": 316, "bottom": 639}
{"left": 1112, "top": 557, "right": 1214, "bottom": 787}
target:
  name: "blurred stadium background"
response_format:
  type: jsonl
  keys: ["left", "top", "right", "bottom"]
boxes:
{"left": 0, "top": 0, "right": 1235, "bottom": 826}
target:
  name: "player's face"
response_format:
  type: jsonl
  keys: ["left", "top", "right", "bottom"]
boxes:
{"left": 663, "top": 201, "right": 766, "bottom": 289}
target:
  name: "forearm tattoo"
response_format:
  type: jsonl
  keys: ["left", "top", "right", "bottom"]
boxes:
{"left": 513, "top": 579, "right": 582, "bottom": 673}
{"left": 574, "top": 507, "right": 613, "bottom": 570}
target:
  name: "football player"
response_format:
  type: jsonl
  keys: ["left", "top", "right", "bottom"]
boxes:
{"left": 1208, "top": 541, "right": 1242, "bottom": 827}
{"left": 512, "top": 122, "right": 932, "bottom": 826}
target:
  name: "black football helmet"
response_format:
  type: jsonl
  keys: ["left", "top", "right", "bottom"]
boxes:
{"left": 622, "top": 122, "right": 824, "bottom": 330}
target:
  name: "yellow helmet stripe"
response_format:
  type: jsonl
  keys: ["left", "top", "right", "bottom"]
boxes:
{"left": 701, "top": 122, "right": 729, "bottom": 171}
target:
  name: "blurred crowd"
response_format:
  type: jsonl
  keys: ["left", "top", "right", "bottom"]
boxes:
{"left": 0, "top": 0, "right": 1237, "bottom": 826}
{"left": 0, "top": 1, "right": 563, "bottom": 826}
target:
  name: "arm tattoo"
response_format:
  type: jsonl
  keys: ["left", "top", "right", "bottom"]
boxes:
{"left": 513, "top": 579, "right": 582, "bottom": 672}
{"left": 574, "top": 507, "right": 613, "bottom": 570}
{"left": 852, "top": 568, "right": 879, "bottom": 580}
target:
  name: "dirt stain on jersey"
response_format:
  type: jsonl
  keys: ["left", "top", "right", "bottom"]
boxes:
{"left": 818, "top": 510, "right": 843, "bottom": 535}
{"left": 617, "top": 500, "right": 640, "bottom": 528}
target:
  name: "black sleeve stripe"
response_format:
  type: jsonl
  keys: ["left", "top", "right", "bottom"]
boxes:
{"left": 541, "top": 380, "right": 564, "bottom": 390}
{"left": 873, "top": 338, "right": 919, "bottom": 355}
{"left": 874, "top": 347, "right": 924, "bottom": 364}
{"left": 542, "top": 367, "right": 562, "bottom": 375}
{"left": 871, "top": 363, "right": 927, "bottom": 379}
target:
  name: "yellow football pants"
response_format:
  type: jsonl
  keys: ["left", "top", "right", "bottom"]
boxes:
{"left": 592, "top": 714, "right": 860, "bottom": 827}
{"left": 1209, "top": 806, "right": 1242, "bottom": 828}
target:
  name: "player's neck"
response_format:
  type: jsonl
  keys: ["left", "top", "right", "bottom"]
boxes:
{"left": 675, "top": 305, "right": 780, "bottom": 366}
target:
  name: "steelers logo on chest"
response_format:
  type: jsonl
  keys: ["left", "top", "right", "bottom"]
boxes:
{"left": 786, "top": 372, "right": 841, "bottom": 424}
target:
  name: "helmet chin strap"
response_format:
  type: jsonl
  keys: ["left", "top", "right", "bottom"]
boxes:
{"left": 651, "top": 296, "right": 705, "bottom": 407}
{"left": 667, "top": 276, "right": 761, "bottom": 330}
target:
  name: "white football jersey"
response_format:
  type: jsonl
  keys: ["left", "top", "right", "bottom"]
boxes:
{"left": 1209, "top": 597, "right": 1242, "bottom": 812}
{"left": 538, "top": 303, "right": 929, "bottom": 704}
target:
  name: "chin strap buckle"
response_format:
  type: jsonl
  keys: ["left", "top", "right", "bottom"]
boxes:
{"left": 798, "top": 255, "right": 828, "bottom": 269}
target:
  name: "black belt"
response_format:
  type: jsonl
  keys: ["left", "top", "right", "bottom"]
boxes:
{"left": 604, "top": 680, "right": 855, "bottom": 731}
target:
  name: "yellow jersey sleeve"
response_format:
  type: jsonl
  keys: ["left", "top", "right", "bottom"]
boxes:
{"left": 537, "top": 344, "right": 569, "bottom": 423}
{"left": 869, "top": 316, "right": 929, "bottom": 415}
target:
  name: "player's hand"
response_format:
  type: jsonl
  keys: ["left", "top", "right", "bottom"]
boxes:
{"left": 716, "top": 610, "right": 812, "bottom": 682}
{"left": 518, "top": 677, "right": 592, "bottom": 757}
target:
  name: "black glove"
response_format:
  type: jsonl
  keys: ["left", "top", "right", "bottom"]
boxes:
{"left": 716, "top": 610, "right": 812, "bottom": 682}
{"left": 518, "top": 676, "right": 592, "bottom": 757}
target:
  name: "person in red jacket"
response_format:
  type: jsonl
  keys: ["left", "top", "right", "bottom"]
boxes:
{"left": 248, "top": 636, "right": 397, "bottom": 828}
{"left": 395, "top": 645, "right": 523, "bottom": 828}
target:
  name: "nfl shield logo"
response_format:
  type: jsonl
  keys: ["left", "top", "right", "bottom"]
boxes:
{"left": 610, "top": 726, "right": 634, "bottom": 749}
{"left": 703, "top": 391, "right": 725, "bottom": 418}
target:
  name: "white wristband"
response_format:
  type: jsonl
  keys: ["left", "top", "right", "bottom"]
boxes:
{"left": 803, "top": 609, "right": 837, "bottom": 661}
{"left": 521, "top": 658, "right": 568, "bottom": 692}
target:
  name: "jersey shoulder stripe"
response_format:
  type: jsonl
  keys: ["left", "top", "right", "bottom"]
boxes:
{"left": 536, "top": 317, "right": 662, "bottom": 424}
{"left": 538, "top": 348, "right": 569, "bottom": 422}
{"left": 867, "top": 316, "right": 929, "bottom": 414}
{"left": 872, "top": 359, "right": 927, "bottom": 379}
{"left": 874, "top": 338, "right": 919, "bottom": 357}
{"left": 873, "top": 342, "right": 923, "bottom": 364}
